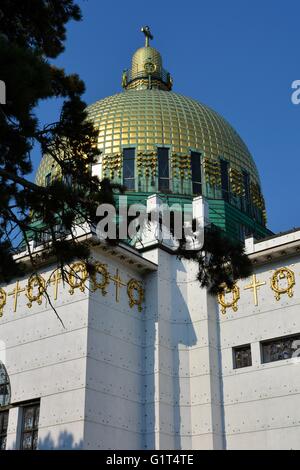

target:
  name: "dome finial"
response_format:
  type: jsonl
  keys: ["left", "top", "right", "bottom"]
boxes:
{"left": 141, "top": 26, "right": 153, "bottom": 47}
{"left": 122, "top": 27, "right": 173, "bottom": 91}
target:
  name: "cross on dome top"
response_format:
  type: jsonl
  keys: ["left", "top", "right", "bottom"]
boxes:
{"left": 121, "top": 26, "right": 173, "bottom": 91}
{"left": 141, "top": 26, "right": 153, "bottom": 47}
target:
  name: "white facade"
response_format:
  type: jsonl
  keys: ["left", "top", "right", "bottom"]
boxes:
{"left": 1, "top": 216, "right": 300, "bottom": 449}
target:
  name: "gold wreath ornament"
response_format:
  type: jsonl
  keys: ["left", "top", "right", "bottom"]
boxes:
{"left": 127, "top": 279, "right": 144, "bottom": 312}
{"left": 218, "top": 284, "right": 240, "bottom": 315}
{"left": 91, "top": 263, "right": 110, "bottom": 296}
{"left": 68, "top": 262, "right": 88, "bottom": 295}
{"left": 271, "top": 267, "right": 295, "bottom": 301}
{"left": 26, "top": 274, "right": 46, "bottom": 308}
{"left": 144, "top": 61, "right": 156, "bottom": 74}
{"left": 0, "top": 288, "right": 7, "bottom": 317}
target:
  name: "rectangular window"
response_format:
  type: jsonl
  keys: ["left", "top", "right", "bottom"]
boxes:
{"left": 21, "top": 403, "right": 40, "bottom": 450}
{"left": 0, "top": 410, "right": 8, "bottom": 450}
{"left": 261, "top": 333, "right": 300, "bottom": 364}
{"left": 220, "top": 159, "right": 229, "bottom": 202}
{"left": 233, "top": 344, "right": 252, "bottom": 369}
{"left": 123, "top": 148, "right": 135, "bottom": 190}
{"left": 158, "top": 147, "right": 170, "bottom": 191}
{"left": 191, "top": 151, "right": 202, "bottom": 195}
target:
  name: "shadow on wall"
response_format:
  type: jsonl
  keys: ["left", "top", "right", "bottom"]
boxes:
{"left": 38, "top": 431, "right": 83, "bottom": 450}
{"left": 144, "top": 256, "right": 198, "bottom": 450}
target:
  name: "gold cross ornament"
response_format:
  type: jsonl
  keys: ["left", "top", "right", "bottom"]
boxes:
{"left": 8, "top": 281, "right": 25, "bottom": 312}
{"left": 48, "top": 270, "right": 62, "bottom": 301}
{"left": 244, "top": 274, "right": 266, "bottom": 306}
{"left": 110, "top": 269, "right": 126, "bottom": 303}
{"left": 141, "top": 26, "right": 153, "bottom": 47}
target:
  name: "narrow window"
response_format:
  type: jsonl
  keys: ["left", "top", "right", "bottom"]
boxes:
{"left": 261, "top": 333, "right": 300, "bottom": 364}
{"left": 220, "top": 160, "right": 229, "bottom": 202}
{"left": 242, "top": 170, "right": 251, "bottom": 213}
{"left": 191, "top": 151, "right": 202, "bottom": 195}
{"left": 0, "top": 362, "right": 11, "bottom": 407}
{"left": 0, "top": 411, "right": 8, "bottom": 450}
{"left": 21, "top": 403, "right": 40, "bottom": 450}
{"left": 158, "top": 147, "right": 170, "bottom": 191}
{"left": 45, "top": 173, "right": 51, "bottom": 187}
{"left": 233, "top": 344, "right": 252, "bottom": 369}
{"left": 123, "top": 148, "right": 135, "bottom": 190}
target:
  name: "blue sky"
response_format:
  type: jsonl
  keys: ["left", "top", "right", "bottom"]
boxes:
{"left": 34, "top": 0, "right": 300, "bottom": 233}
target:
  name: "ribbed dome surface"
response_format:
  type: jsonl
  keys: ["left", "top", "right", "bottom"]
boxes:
{"left": 131, "top": 46, "right": 163, "bottom": 78}
{"left": 87, "top": 89, "right": 259, "bottom": 183}
{"left": 35, "top": 89, "right": 260, "bottom": 188}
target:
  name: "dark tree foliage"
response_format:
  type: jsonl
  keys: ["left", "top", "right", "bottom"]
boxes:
{"left": 0, "top": 0, "right": 121, "bottom": 283}
{"left": 146, "top": 211, "right": 253, "bottom": 295}
{"left": 176, "top": 224, "right": 253, "bottom": 295}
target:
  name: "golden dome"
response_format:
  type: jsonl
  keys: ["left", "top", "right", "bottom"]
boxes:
{"left": 87, "top": 89, "right": 260, "bottom": 184}
{"left": 35, "top": 89, "right": 260, "bottom": 186}
{"left": 35, "top": 26, "right": 267, "bottom": 232}
{"left": 131, "top": 46, "right": 163, "bottom": 79}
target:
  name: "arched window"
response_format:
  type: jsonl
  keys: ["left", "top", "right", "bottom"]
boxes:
{"left": 0, "top": 362, "right": 11, "bottom": 407}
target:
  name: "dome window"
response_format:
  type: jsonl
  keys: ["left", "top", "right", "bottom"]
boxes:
{"left": 220, "top": 159, "right": 230, "bottom": 202}
{"left": 158, "top": 148, "right": 170, "bottom": 191}
{"left": 242, "top": 170, "right": 252, "bottom": 215}
{"left": 45, "top": 173, "right": 51, "bottom": 187}
{"left": 191, "top": 151, "right": 202, "bottom": 195}
{"left": 123, "top": 148, "right": 135, "bottom": 190}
